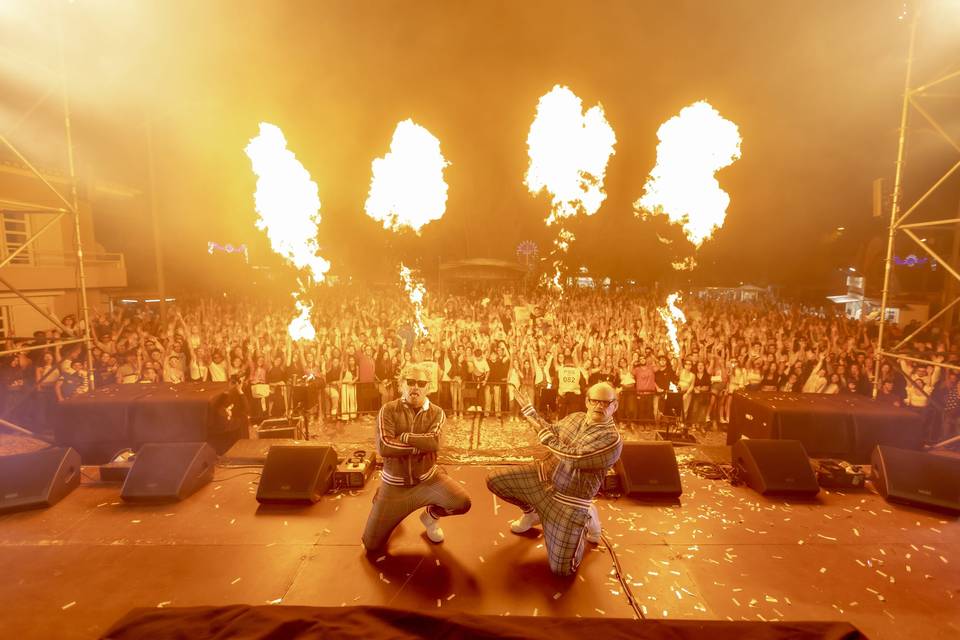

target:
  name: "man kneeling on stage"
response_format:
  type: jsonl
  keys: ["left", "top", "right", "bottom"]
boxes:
{"left": 487, "top": 382, "right": 622, "bottom": 576}
{"left": 362, "top": 364, "right": 471, "bottom": 554}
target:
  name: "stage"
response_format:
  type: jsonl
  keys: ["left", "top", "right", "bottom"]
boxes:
{"left": 1, "top": 443, "right": 958, "bottom": 640}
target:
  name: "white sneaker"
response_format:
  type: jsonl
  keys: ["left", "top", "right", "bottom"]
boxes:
{"left": 510, "top": 510, "right": 541, "bottom": 534}
{"left": 420, "top": 509, "right": 444, "bottom": 543}
{"left": 585, "top": 503, "right": 602, "bottom": 544}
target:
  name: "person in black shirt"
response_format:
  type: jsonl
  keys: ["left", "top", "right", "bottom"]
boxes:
{"left": 487, "top": 351, "right": 509, "bottom": 418}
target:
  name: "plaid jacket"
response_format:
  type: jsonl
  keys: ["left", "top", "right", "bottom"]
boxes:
{"left": 376, "top": 398, "right": 445, "bottom": 486}
{"left": 521, "top": 404, "right": 622, "bottom": 509}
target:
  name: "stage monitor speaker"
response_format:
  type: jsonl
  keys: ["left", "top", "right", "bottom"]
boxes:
{"left": 121, "top": 442, "right": 217, "bottom": 503}
{"left": 0, "top": 447, "right": 81, "bottom": 514}
{"left": 615, "top": 441, "right": 682, "bottom": 498}
{"left": 871, "top": 445, "right": 960, "bottom": 514}
{"left": 732, "top": 438, "right": 819, "bottom": 497}
{"left": 257, "top": 444, "right": 338, "bottom": 504}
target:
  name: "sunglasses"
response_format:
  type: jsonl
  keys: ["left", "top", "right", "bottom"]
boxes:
{"left": 586, "top": 397, "right": 614, "bottom": 408}
{"left": 405, "top": 378, "right": 429, "bottom": 388}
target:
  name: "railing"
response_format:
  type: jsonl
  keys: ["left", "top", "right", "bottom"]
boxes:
{"left": 14, "top": 251, "right": 125, "bottom": 268}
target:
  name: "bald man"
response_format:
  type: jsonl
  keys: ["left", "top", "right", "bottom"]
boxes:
{"left": 486, "top": 382, "right": 622, "bottom": 576}
{"left": 361, "top": 364, "right": 472, "bottom": 554}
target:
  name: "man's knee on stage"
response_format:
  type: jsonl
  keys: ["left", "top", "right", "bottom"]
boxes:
{"left": 427, "top": 494, "right": 472, "bottom": 518}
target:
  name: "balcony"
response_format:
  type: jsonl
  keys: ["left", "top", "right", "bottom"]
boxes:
{"left": 0, "top": 251, "right": 127, "bottom": 291}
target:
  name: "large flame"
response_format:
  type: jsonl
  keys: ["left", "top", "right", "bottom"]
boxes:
{"left": 399, "top": 264, "right": 428, "bottom": 337}
{"left": 635, "top": 101, "right": 741, "bottom": 248}
{"left": 365, "top": 119, "right": 450, "bottom": 234}
{"left": 525, "top": 85, "right": 617, "bottom": 224}
{"left": 245, "top": 123, "right": 330, "bottom": 281}
{"left": 246, "top": 122, "right": 327, "bottom": 340}
{"left": 525, "top": 85, "right": 616, "bottom": 292}
{"left": 658, "top": 292, "right": 686, "bottom": 360}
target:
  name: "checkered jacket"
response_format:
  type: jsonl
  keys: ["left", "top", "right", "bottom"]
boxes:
{"left": 521, "top": 404, "right": 622, "bottom": 509}
{"left": 376, "top": 398, "right": 445, "bottom": 486}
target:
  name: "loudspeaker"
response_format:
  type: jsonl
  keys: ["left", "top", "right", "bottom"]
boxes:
{"left": 732, "top": 438, "right": 819, "bottom": 497}
{"left": 871, "top": 445, "right": 960, "bottom": 514}
{"left": 257, "top": 444, "right": 338, "bottom": 504}
{"left": 121, "top": 442, "right": 217, "bottom": 503}
{"left": 614, "top": 441, "right": 682, "bottom": 498}
{"left": 0, "top": 447, "right": 81, "bottom": 514}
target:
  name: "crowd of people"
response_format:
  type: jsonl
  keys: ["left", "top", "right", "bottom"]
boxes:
{"left": 2, "top": 288, "right": 958, "bottom": 443}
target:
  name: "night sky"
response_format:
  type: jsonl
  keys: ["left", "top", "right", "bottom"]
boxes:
{"left": 2, "top": 0, "right": 959, "bottom": 294}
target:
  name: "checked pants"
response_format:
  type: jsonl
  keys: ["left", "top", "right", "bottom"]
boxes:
{"left": 486, "top": 464, "right": 589, "bottom": 577}
{"left": 362, "top": 468, "right": 472, "bottom": 552}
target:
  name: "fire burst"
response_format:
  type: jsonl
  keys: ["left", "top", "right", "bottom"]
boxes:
{"left": 365, "top": 119, "right": 450, "bottom": 235}
{"left": 366, "top": 119, "right": 449, "bottom": 334}
{"left": 635, "top": 100, "right": 741, "bottom": 248}
{"left": 399, "top": 264, "right": 428, "bottom": 336}
{"left": 245, "top": 122, "right": 328, "bottom": 340}
{"left": 658, "top": 293, "right": 686, "bottom": 360}
{"left": 525, "top": 85, "right": 616, "bottom": 290}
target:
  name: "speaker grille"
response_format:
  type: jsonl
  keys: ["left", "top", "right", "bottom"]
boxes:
{"left": 121, "top": 442, "right": 216, "bottom": 502}
{"left": 257, "top": 445, "right": 337, "bottom": 504}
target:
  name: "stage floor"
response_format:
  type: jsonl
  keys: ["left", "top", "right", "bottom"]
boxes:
{"left": 1, "top": 448, "right": 958, "bottom": 640}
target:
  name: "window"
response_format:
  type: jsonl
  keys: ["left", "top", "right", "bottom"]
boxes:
{"left": 2, "top": 212, "right": 32, "bottom": 265}
{"left": 0, "top": 306, "right": 10, "bottom": 338}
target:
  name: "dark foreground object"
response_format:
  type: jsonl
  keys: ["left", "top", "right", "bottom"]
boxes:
{"left": 102, "top": 605, "right": 866, "bottom": 640}
{"left": 56, "top": 382, "right": 240, "bottom": 464}
{"left": 728, "top": 392, "right": 922, "bottom": 463}
{"left": 0, "top": 446, "right": 80, "bottom": 513}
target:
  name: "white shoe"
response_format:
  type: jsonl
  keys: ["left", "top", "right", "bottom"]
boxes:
{"left": 585, "top": 503, "right": 602, "bottom": 544}
{"left": 510, "top": 510, "right": 541, "bottom": 534}
{"left": 420, "top": 509, "right": 444, "bottom": 543}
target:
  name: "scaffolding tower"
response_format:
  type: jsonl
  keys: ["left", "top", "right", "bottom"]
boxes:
{"left": 875, "top": 4, "right": 960, "bottom": 396}
{"left": 0, "top": 9, "right": 96, "bottom": 438}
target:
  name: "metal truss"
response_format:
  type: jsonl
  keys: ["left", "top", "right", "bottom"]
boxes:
{"left": 0, "top": 7, "right": 96, "bottom": 406}
{"left": 875, "top": 7, "right": 960, "bottom": 397}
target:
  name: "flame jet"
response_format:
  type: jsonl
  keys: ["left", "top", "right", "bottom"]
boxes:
{"left": 525, "top": 85, "right": 616, "bottom": 291}
{"left": 365, "top": 119, "right": 450, "bottom": 335}
{"left": 635, "top": 100, "right": 741, "bottom": 249}
{"left": 245, "top": 122, "right": 329, "bottom": 340}
{"left": 635, "top": 101, "right": 741, "bottom": 360}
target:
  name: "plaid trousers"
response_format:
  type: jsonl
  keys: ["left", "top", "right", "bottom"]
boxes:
{"left": 486, "top": 464, "right": 589, "bottom": 577}
{"left": 361, "top": 467, "right": 472, "bottom": 552}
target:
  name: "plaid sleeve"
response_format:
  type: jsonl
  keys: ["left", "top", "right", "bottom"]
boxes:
{"left": 539, "top": 421, "right": 622, "bottom": 470}
{"left": 520, "top": 403, "right": 557, "bottom": 435}
{"left": 400, "top": 407, "right": 444, "bottom": 452}
{"left": 377, "top": 405, "right": 415, "bottom": 457}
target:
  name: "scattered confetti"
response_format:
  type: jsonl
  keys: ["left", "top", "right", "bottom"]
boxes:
{"left": 61, "top": 601, "right": 76, "bottom": 610}
{"left": 157, "top": 601, "right": 171, "bottom": 608}
{"left": 231, "top": 578, "right": 242, "bottom": 585}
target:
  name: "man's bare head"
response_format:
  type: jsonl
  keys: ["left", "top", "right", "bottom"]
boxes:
{"left": 584, "top": 381, "right": 618, "bottom": 422}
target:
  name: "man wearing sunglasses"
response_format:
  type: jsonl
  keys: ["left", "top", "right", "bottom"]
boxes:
{"left": 361, "top": 364, "right": 471, "bottom": 554}
{"left": 486, "top": 382, "right": 622, "bottom": 576}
